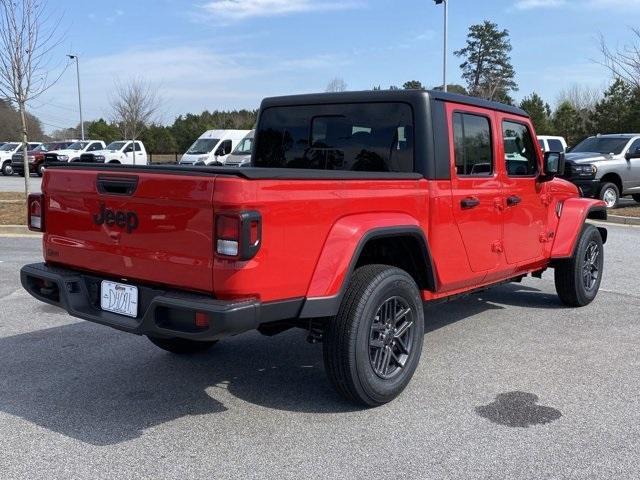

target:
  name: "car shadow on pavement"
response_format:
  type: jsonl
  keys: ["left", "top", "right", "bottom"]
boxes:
{"left": 0, "top": 317, "right": 351, "bottom": 446}
{"left": 0, "top": 283, "right": 562, "bottom": 446}
{"left": 423, "top": 283, "right": 564, "bottom": 332}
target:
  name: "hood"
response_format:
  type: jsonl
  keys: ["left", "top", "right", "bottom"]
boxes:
{"left": 13, "top": 150, "right": 41, "bottom": 158}
{"left": 225, "top": 153, "right": 251, "bottom": 163}
{"left": 87, "top": 150, "right": 115, "bottom": 156}
{"left": 49, "top": 149, "right": 82, "bottom": 156}
{"left": 564, "top": 152, "right": 610, "bottom": 164}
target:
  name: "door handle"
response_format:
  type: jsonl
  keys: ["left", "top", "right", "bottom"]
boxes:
{"left": 507, "top": 195, "right": 522, "bottom": 207}
{"left": 461, "top": 196, "right": 480, "bottom": 209}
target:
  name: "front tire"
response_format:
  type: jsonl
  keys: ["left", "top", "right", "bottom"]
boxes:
{"left": 37, "top": 164, "right": 45, "bottom": 176}
{"left": 323, "top": 264, "right": 425, "bottom": 407}
{"left": 554, "top": 224, "right": 604, "bottom": 307}
{"left": 599, "top": 182, "right": 619, "bottom": 208}
{"left": 632, "top": 194, "right": 640, "bottom": 203}
{"left": 147, "top": 336, "right": 218, "bottom": 354}
{"left": 1, "top": 161, "right": 12, "bottom": 176}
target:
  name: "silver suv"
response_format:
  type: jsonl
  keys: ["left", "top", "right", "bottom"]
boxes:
{"left": 563, "top": 134, "right": 640, "bottom": 208}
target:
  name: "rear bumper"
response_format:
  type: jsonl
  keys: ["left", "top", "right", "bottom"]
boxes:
{"left": 21, "top": 263, "right": 302, "bottom": 341}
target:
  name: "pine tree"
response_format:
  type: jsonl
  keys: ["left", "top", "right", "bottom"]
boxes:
{"left": 454, "top": 21, "right": 518, "bottom": 103}
{"left": 520, "top": 93, "right": 551, "bottom": 135}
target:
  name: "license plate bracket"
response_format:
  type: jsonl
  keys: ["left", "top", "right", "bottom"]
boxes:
{"left": 100, "top": 280, "right": 139, "bottom": 318}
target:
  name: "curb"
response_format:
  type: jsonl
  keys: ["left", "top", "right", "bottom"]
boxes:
{"left": 606, "top": 215, "right": 640, "bottom": 226}
{"left": 0, "top": 225, "right": 41, "bottom": 236}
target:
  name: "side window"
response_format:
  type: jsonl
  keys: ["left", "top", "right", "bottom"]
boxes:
{"left": 134, "top": 142, "right": 142, "bottom": 152}
{"left": 547, "top": 139, "right": 564, "bottom": 152}
{"left": 503, "top": 121, "right": 538, "bottom": 176}
{"left": 221, "top": 140, "right": 232, "bottom": 155}
{"left": 628, "top": 138, "right": 640, "bottom": 154}
{"left": 452, "top": 112, "right": 493, "bottom": 176}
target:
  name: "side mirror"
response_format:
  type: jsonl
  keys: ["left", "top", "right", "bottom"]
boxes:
{"left": 215, "top": 147, "right": 225, "bottom": 157}
{"left": 625, "top": 148, "right": 640, "bottom": 160}
{"left": 543, "top": 151, "right": 565, "bottom": 178}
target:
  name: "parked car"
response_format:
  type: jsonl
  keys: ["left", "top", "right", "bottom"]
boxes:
{"left": 21, "top": 90, "right": 607, "bottom": 407}
{"left": 561, "top": 133, "right": 640, "bottom": 208}
{"left": 79, "top": 140, "right": 148, "bottom": 165}
{"left": 538, "top": 135, "right": 568, "bottom": 153}
{"left": 1, "top": 142, "right": 42, "bottom": 176}
{"left": 12, "top": 141, "right": 76, "bottom": 177}
{"left": 45, "top": 140, "right": 106, "bottom": 163}
{"left": 224, "top": 130, "right": 254, "bottom": 167}
{"left": 179, "top": 130, "right": 250, "bottom": 166}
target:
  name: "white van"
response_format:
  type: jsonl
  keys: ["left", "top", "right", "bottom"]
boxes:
{"left": 179, "top": 130, "right": 250, "bottom": 166}
{"left": 537, "top": 136, "right": 568, "bottom": 153}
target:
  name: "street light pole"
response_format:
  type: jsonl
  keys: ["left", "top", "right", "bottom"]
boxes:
{"left": 67, "top": 55, "right": 84, "bottom": 140}
{"left": 434, "top": 0, "right": 448, "bottom": 93}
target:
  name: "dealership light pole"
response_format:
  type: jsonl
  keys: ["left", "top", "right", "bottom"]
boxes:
{"left": 67, "top": 54, "right": 84, "bottom": 140}
{"left": 434, "top": 0, "right": 448, "bottom": 93}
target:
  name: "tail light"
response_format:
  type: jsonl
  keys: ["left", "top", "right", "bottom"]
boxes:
{"left": 28, "top": 193, "right": 44, "bottom": 232}
{"left": 215, "top": 211, "right": 261, "bottom": 260}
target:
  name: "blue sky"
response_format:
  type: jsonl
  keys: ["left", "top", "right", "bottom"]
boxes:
{"left": 33, "top": 0, "right": 640, "bottom": 133}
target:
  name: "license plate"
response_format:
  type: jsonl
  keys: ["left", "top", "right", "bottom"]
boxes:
{"left": 100, "top": 280, "right": 139, "bottom": 318}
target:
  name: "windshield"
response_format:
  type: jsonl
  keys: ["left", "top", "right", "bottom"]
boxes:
{"left": 34, "top": 143, "right": 64, "bottom": 152}
{"left": 233, "top": 137, "right": 253, "bottom": 155}
{"left": 106, "top": 141, "right": 126, "bottom": 150}
{"left": 571, "top": 137, "right": 630, "bottom": 155}
{"left": 67, "top": 141, "right": 89, "bottom": 150}
{"left": 0, "top": 143, "right": 18, "bottom": 151}
{"left": 186, "top": 138, "right": 219, "bottom": 155}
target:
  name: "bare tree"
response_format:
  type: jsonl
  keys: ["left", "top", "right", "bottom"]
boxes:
{"left": 0, "top": 0, "right": 64, "bottom": 197}
{"left": 556, "top": 84, "right": 602, "bottom": 112}
{"left": 599, "top": 29, "right": 640, "bottom": 90}
{"left": 325, "top": 77, "right": 347, "bottom": 92}
{"left": 109, "top": 79, "right": 161, "bottom": 156}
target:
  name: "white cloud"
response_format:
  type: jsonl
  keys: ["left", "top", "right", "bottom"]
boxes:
{"left": 515, "top": 0, "right": 566, "bottom": 10}
{"left": 32, "top": 45, "right": 350, "bottom": 132}
{"left": 199, "top": 0, "right": 363, "bottom": 20}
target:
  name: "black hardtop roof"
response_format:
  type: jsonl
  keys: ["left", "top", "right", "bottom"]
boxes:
{"left": 260, "top": 89, "right": 528, "bottom": 118}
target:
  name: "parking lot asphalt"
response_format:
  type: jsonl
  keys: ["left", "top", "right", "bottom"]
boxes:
{"left": 0, "top": 175, "right": 42, "bottom": 192}
{"left": 0, "top": 224, "right": 639, "bottom": 480}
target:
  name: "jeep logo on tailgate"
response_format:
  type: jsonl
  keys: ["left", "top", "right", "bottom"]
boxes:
{"left": 93, "top": 203, "right": 139, "bottom": 233}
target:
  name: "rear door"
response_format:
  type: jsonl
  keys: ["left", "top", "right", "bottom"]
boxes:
{"left": 446, "top": 103, "right": 502, "bottom": 274}
{"left": 498, "top": 116, "right": 548, "bottom": 264}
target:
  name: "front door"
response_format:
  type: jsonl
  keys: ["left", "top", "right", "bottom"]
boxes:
{"left": 499, "top": 117, "right": 548, "bottom": 265}
{"left": 447, "top": 105, "right": 502, "bottom": 274}
{"left": 624, "top": 138, "right": 640, "bottom": 194}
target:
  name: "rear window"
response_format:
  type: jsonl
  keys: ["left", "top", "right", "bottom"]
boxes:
{"left": 254, "top": 103, "right": 414, "bottom": 172}
{"left": 547, "top": 139, "right": 564, "bottom": 152}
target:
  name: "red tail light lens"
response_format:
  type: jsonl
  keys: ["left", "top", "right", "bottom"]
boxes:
{"left": 215, "top": 211, "right": 261, "bottom": 260}
{"left": 28, "top": 193, "right": 44, "bottom": 232}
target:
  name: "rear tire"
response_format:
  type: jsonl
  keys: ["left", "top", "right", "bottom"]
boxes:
{"left": 632, "top": 194, "right": 640, "bottom": 203}
{"left": 554, "top": 224, "right": 604, "bottom": 307}
{"left": 147, "top": 336, "right": 218, "bottom": 354}
{"left": 599, "top": 182, "right": 619, "bottom": 208}
{"left": 323, "top": 264, "right": 424, "bottom": 407}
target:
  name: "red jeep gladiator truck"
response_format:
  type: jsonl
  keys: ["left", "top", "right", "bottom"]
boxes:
{"left": 21, "top": 90, "right": 607, "bottom": 406}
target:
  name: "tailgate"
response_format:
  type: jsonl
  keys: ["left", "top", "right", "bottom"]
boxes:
{"left": 43, "top": 169, "right": 216, "bottom": 293}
